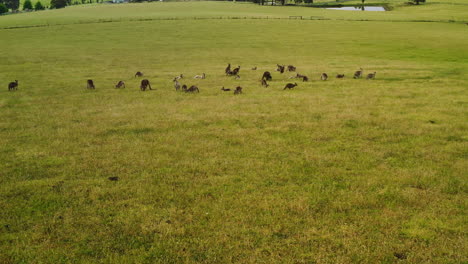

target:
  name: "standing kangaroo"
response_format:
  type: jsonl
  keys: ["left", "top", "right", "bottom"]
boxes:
{"left": 8, "top": 80, "right": 18, "bottom": 91}
{"left": 87, "top": 80, "right": 95, "bottom": 89}
{"left": 174, "top": 78, "right": 181, "bottom": 91}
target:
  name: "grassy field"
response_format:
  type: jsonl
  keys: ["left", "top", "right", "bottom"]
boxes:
{"left": 0, "top": 1, "right": 467, "bottom": 263}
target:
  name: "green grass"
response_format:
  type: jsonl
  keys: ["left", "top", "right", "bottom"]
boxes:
{"left": 0, "top": 1, "right": 467, "bottom": 263}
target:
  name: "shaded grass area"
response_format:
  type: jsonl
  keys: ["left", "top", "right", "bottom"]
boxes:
{"left": 0, "top": 11, "right": 467, "bottom": 264}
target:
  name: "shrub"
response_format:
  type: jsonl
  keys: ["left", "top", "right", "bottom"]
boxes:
{"left": 34, "top": 1, "right": 45, "bottom": 10}
{"left": 23, "top": 0, "right": 33, "bottom": 9}
{"left": 0, "top": 3, "right": 8, "bottom": 14}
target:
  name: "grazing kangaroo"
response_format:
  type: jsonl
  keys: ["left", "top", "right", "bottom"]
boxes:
{"left": 231, "top": 66, "right": 240, "bottom": 75}
{"left": 276, "top": 64, "right": 285, "bottom": 74}
{"left": 261, "top": 79, "right": 269, "bottom": 87}
{"left": 251, "top": 66, "right": 257, "bottom": 70}
{"left": 284, "top": 83, "right": 298, "bottom": 90}
{"left": 8, "top": 80, "right": 18, "bottom": 91}
{"left": 262, "top": 71, "right": 272, "bottom": 81}
{"left": 321, "top": 73, "right": 328, "bottom": 81}
{"left": 174, "top": 78, "right": 181, "bottom": 91}
{"left": 115, "top": 81, "right": 125, "bottom": 88}
{"left": 234, "top": 86, "right": 243, "bottom": 95}
{"left": 354, "top": 68, "right": 363, "bottom": 79}
{"left": 140, "top": 79, "right": 152, "bottom": 91}
{"left": 181, "top": 84, "right": 188, "bottom": 92}
{"left": 336, "top": 74, "right": 345, "bottom": 79}
{"left": 225, "top": 63, "right": 231, "bottom": 75}
{"left": 287, "top": 65, "right": 296, "bottom": 72}
{"left": 87, "top": 79, "right": 95, "bottom": 89}
{"left": 135, "top": 71, "right": 144, "bottom": 78}
{"left": 366, "top": 72, "right": 377, "bottom": 80}
{"left": 186, "top": 85, "right": 199, "bottom": 93}
{"left": 194, "top": 73, "right": 206, "bottom": 79}
{"left": 221, "top": 86, "right": 231, "bottom": 91}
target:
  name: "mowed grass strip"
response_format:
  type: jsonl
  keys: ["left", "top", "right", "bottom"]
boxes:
{"left": 0, "top": 9, "right": 467, "bottom": 264}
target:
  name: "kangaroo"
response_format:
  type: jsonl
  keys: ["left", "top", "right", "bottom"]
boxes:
{"left": 87, "top": 79, "right": 95, "bottom": 89}
{"left": 287, "top": 65, "right": 296, "bottom": 72}
{"left": 302, "top": 76, "right": 309, "bottom": 82}
{"left": 261, "top": 79, "right": 269, "bottom": 87}
{"left": 221, "top": 86, "right": 231, "bottom": 91}
{"left": 336, "top": 74, "right": 345, "bottom": 79}
{"left": 140, "top": 79, "right": 152, "bottom": 91}
{"left": 8, "top": 80, "right": 18, "bottom": 91}
{"left": 284, "top": 82, "right": 297, "bottom": 90}
{"left": 366, "top": 72, "right": 377, "bottom": 80}
{"left": 276, "top": 64, "right": 285, "bottom": 74}
{"left": 181, "top": 84, "right": 188, "bottom": 92}
{"left": 321, "top": 73, "right": 328, "bottom": 81}
{"left": 234, "top": 86, "right": 243, "bottom": 95}
{"left": 225, "top": 63, "right": 231, "bottom": 75}
{"left": 194, "top": 73, "right": 206, "bottom": 79}
{"left": 186, "top": 85, "right": 199, "bottom": 93}
{"left": 262, "top": 71, "right": 272, "bottom": 81}
{"left": 174, "top": 78, "right": 181, "bottom": 91}
{"left": 115, "top": 81, "right": 125, "bottom": 88}
{"left": 231, "top": 66, "right": 240, "bottom": 75}
{"left": 135, "top": 71, "right": 144, "bottom": 77}
{"left": 354, "top": 68, "right": 363, "bottom": 79}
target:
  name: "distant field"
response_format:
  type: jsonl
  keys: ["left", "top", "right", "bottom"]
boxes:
{"left": 0, "top": 1, "right": 467, "bottom": 263}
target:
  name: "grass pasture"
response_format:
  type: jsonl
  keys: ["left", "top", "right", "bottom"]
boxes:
{"left": 0, "top": 2, "right": 467, "bottom": 263}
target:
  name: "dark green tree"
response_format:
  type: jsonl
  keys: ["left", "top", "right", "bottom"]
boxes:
{"left": 50, "top": 0, "right": 67, "bottom": 8}
{"left": 34, "top": 1, "right": 44, "bottom": 10}
{"left": 3, "top": 0, "right": 20, "bottom": 10}
{"left": 0, "top": 2, "right": 8, "bottom": 13}
{"left": 23, "top": 0, "right": 33, "bottom": 9}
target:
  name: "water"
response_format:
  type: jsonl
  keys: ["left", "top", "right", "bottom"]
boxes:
{"left": 325, "top": 6, "right": 386, "bottom": 11}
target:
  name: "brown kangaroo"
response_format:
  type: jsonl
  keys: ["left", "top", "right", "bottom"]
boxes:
{"left": 354, "top": 68, "right": 363, "bottom": 79}
{"left": 234, "top": 86, "right": 243, "bottom": 95}
{"left": 262, "top": 71, "right": 272, "bottom": 81}
{"left": 366, "top": 72, "right": 377, "bottom": 80}
{"left": 321, "top": 73, "right": 328, "bottom": 81}
{"left": 87, "top": 80, "right": 95, "bottom": 89}
{"left": 140, "top": 79, "right": 152, "bottom": 91}
{"left": 8, "top": 80, "right": 18, "bottom": 91}
{"left": 221, "top": 86, "right": 231, "bottom": 91}
{"left": 276, "top": 64, "right": 285, "bottom": 74}
{"left": 135, "top": 71, "right": 144, "bottom": 78}
{"left": 186, "top": 85, "right": 199, "bottom": 93}
{"left": 115, "top": 81, "right": 125, "bottom": 88}
{"left": 225, "top": 63, "right": 231, "bottom": 75}
{"left": 284, "top": 83, "right": 297, "bottom": 90}
{"left": 336, "top": 74, "right": 345, "bottom": 79}
{"left": 287, "top": 65, "right": 296, "bottom": 72}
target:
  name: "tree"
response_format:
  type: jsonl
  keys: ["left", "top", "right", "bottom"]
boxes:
{"left": 50, "top": 0, "right": 67, "bottom": 8}
{"left": 23, "top": 0, "right": 33, "bottom": 9}
{"left": 0, "top": 3, "right": 7, "bottom": 13}
{"left": 3, "top": 0, "right": 20, "bottom": 10}
{"left": 34, "top": 1, "right": 44, "bottom": 10}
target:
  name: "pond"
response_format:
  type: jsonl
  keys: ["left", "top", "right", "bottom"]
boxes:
{"left": 325, "top": 6, "right": 387, "bottom": 11}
